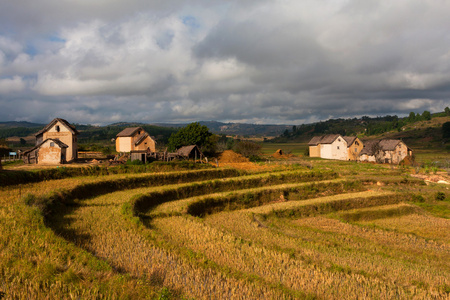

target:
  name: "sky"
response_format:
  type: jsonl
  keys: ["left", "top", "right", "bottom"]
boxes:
{"left": 0, "top": 0, "right": 449, "bottom": 125}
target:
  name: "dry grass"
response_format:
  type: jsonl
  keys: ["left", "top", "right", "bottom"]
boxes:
{"left": 1, "top": 159, "right": 449, "bottom": 299}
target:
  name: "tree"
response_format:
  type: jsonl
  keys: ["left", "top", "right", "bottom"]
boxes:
{"left": 408, "top": 112, "right": 416, "bottom": 122}
{"left": 20, "top": 138, "right": 26, "bottom": 145}
{"left": 422, "top": 110, "right": 431, "bottom": 121}
{"left": 445, "top": 107, "right": 450, "bottom": 116}
{"left": 443, "top": 122, "right": 450, "bottom": 140}
{"left": 167, "top": 122, "right": 216, "bottom": 155}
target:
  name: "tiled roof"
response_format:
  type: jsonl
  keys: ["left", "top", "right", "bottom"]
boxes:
{"left": 308, "top": 134, "right": 341, "bottom": 145}
{"left": 378, "top": 139, "right": 402, "bottom": 151}
{"left": 35, "top": 118, "right": 79, "bottom": 136}
{"left": 343, "top": 136, "right": 356, "bottom": 145}
{"left": 135, "top": 133, "right": 150, "bottom": 146}
{"left": 23, "top": 138, "right": 68, "bottom": 154}
{"left": 116, "top": 127, "right": 143, "bottom": 137}
{"left": 359, "top": 140, "right": 379, "bottom": 155}
{"left": 360, "top": 139, "right": 405, "bottom": 155}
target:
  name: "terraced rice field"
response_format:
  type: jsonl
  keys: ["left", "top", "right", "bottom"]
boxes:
{"left": 1, "top": 162, "right": 450, "bottom": 299}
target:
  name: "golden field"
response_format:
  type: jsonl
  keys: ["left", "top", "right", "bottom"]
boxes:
{"left": 0, "top": 157, "right": 449, "bottom": 299}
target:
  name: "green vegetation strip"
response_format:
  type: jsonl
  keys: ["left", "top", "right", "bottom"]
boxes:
{"left": 336, "top": 203, "right": 423, "bottom": 222}
{"left": 252, "top": 191, "right": 410, "bottom": 218}
{"left": 24, "top": 168, "right": 242, "bottom": 216}
{"left": 0, "top": 161, "right": 216, "bottom": 187}
{"left": 131, "top": 170, "right": 338, "bottom": 216}
{"left": 129, "top": 178, "right": 366, "bottom": 218}
{"left": 185, "top": 180, "right": 365, "bottom": 217}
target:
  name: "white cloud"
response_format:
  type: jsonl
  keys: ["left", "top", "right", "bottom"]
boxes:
{"left": 0, "top": 76, "right": 26, "bottom": 93}
{"left": 0, "top": 0, "right": 449, "bottom": 124}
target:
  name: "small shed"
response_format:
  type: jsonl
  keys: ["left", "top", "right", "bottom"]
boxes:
{"left": 177, "top": 145, "right": 204, "bottom": 161}
{"left": 23, "top": 138, "right": 68, "bottom": 164}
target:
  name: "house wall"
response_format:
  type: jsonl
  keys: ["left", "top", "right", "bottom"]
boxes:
{"left": 347, "top": 138, "right": 364, "bottom": 161}
{"left": 309, "top": 145, "right": 320, "bottom": 157}
{"left": 382, "top": 143, "right": 409, "bottom": 164}
{"left": 116, "top": 137, "right": 133, "bottom": 152}
{"left": 37, "top": 140, "right": 66, "bottom": 164}
{"left": 135, "top": 136, "right": 156, "bottom": 152}
{"left": 42, "top": 120, "right": 77, "bottom": 161}
{"left": 359, "top": 154, "right": 376, "bottom": 163}
{"left": 320, "top": 137, "right": 347, "bottom": 160}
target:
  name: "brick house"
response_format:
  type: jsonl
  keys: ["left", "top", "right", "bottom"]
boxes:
{"left": 115, "top": 127, "right": 156, "bottom": 153}
{"left": 23, "top": 118, "right": 79, "bottom": 164}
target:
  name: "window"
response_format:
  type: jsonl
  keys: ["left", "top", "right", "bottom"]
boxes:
{"left": 354, "top": 148, "right": 357, "bottom": 153}
{"left": 337, "top": 146, "right": 340, "bottom": 150}
{"left": 50, "top": 142, "right": 55, "bottom": 147}
{"left": 56, "top": 125, "right": 60, "bottom": 132}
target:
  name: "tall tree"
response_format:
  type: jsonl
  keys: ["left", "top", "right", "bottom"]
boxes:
{"left": 422, "top": 110, "right": 431, "bottom": 121}
{"left": 167, "top": 122, "right": 216, "bottom": 154}
{"left": 443, "top": 122, "right": 450, "bottom": 140}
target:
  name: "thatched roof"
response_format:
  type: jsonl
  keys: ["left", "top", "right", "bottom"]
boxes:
{"left": 35, "top": 118, "right": 79, "bottom": 137}
{"left": 116, "top": 127, "right": 143, "bottom": 137}
{"left": 177, "top": 145, "right": 203, "bottom": 157}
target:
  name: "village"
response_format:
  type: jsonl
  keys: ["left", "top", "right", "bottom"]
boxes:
{"left": 15, "top": 117, "right": 413, "bottom": 166}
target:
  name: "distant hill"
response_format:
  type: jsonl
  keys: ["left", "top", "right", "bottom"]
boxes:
{"left": 269, "top": 110, "right": 450, "bottom": 150}
{"left": 153, "top": 121, "right": 291, "bottom": 137}
{"left": 0, "top": 121, "right": 44, "bottom": 128}
{"left": 2, "top": 110, "right": 449, "bottom": 150}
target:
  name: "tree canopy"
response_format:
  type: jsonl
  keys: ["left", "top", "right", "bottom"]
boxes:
{"left": 167, "top": 122, "right": 216, "bottom": 155}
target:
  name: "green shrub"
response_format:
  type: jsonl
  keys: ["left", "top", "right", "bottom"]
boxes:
{"left": 126, "top": 159, "right": 144, "bottom": 165}
{"left": 412, "top": 194, "right": 425, "bottom": 203}
{"left": 436, "top": 192, "right": 446, "bottom": 201}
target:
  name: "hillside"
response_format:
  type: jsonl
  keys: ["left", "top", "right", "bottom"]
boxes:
{"left": 269, "top": 110, "right": 450, "bottom": 150}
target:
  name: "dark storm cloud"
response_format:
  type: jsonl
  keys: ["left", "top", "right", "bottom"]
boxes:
{"left": 0, "top": 0, "right": 449, "bottom": 125}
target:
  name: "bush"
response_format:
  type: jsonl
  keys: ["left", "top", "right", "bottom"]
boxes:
{"left": 126, "top": 159, "right": 144, "bottom": 165}
{"left": 412, "top": 194, "right": 425, "bottom": 203}
{"left": 436, "top": 192, "right": 446, "bottom": 201}
{"left": 233, "top": 140, "right": 262, "bottom": 158}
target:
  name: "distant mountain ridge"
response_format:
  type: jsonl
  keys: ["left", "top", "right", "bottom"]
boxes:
{"left": 152, "top": 121, "right": 291, "bottom": 137}
{"left": 0, "top": 121, "right": 44, "bottom": 128}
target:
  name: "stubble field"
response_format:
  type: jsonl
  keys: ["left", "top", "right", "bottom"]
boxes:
{"left": 0, "top": 157, "right": 449, "bottom": 299}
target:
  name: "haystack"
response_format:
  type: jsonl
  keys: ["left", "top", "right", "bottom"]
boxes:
{"left": 272, "top": 149, "right": 289, "bottom": 159}
{"left": 217, "top": 150, "right": 249, "bottom": 163}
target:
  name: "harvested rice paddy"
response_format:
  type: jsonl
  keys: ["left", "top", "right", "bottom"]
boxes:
{"left": 1, "top": 159, "right": 449, "bottom": 299}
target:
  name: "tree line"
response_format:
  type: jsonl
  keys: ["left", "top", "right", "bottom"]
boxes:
{"left": 272, "top": 108, "right": 450, "bottom": 142}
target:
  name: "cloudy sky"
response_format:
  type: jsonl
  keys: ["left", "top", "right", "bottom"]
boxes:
{"left": 0, "top": 0, "right": 449, "bottom": 125}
